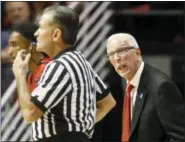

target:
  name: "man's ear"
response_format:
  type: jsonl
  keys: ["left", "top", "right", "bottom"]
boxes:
{"left": 53, "top": 29, "right": 62, "bottom": 42}
{"left": 136, "top": 48, "right": 141, "bottom": 55}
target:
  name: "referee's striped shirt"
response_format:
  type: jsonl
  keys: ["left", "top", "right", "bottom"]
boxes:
{"left": 31, "top": 48, "right": 109, "bottom": 141}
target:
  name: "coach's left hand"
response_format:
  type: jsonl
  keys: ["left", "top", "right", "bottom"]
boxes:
{"left": 12, "top": 49, "right": 31, "bottom": 79}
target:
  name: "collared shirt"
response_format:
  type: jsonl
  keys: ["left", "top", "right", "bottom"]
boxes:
{"left": 128, "top": 61, "right": 144, "bottom": 120}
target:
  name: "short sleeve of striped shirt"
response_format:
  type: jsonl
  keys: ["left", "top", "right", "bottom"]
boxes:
{"left": 95, "top": 73, "right": 110, "bottom": 101}
{"left": 31, "top": 61, "right": 72, "bottom": 112}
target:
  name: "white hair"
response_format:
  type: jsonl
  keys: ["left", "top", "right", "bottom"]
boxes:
{"left": 107, "top": 33, "right": 139, "bottom": 48}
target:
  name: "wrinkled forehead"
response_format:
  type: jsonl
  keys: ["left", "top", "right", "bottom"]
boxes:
{"left": 107, "top": 38, "right": 131, "bottom": 53}
{"left": 9, "top": 32, "right": 21, "bottom": 41}
{"left": 107, "top": 34, "right": 139, "bottom": 53}
{"left": 9, "top": 31, "right": 29, "bottom": 45}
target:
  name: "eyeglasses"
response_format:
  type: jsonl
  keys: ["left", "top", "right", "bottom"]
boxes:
{"left": 107, "top": 47, "right": 135, "bottom": 59}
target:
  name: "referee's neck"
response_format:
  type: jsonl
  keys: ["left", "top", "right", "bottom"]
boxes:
{"left": 50, "top": 43, "right": 72, "bottom": 59}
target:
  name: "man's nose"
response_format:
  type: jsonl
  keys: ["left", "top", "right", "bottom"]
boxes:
{"left": 8, "top": 48, "right": 12, "bottom": 55}
{"left": 34, "top": 30, "right": 38, "bottom": 38}
{"left": 13, "top": 9, "right": 20, "bottom": 17}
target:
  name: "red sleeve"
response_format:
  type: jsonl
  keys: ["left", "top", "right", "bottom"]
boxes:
{"left": 32, "top": 63, "right": 47, "bottom": 88}
{"left": 27, "top": 58, "right": 51, "bottom": 92}
{"left": 27, "top": 73, "right": 35, "bottom": 92}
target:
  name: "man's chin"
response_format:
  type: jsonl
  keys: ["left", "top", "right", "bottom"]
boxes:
{"left": 118, "top": 71, "right": 129, "bottom": 79}
{"left": 35, "top": 44, "right": 42, "bottom": 51}
{"left": 36, "top": 47, "right": 41, "bottom": 52}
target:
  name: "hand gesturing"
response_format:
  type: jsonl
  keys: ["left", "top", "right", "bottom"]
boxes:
{"left": 12, "top": 49, "right": 31, "bottom": 78}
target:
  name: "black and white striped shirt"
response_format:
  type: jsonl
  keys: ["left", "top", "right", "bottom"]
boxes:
{"left": 31, "top": 48, "right": 109, "bottom": 141}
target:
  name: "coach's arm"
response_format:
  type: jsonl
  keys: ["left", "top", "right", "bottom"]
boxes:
{"left": 96, "top": 93, "right": 116, "bottom": 123}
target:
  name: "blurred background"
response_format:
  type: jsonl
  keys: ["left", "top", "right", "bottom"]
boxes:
{"left": 1, "top": 1, "right": 184, "bottom": 141}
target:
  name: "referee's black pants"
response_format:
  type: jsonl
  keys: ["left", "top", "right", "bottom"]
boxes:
{"left": 36, "top": 132, "right": 91, "bottom": 142}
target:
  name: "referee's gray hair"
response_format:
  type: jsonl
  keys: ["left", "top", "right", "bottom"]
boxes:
{"left": 44, "top": 5, "right": 79, "bottom": 45}
{"left": 107, "top": 33, "right": 139, "bottom": 48}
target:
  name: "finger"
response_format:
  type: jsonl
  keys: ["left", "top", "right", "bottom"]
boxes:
{"left": 30, "top": 42, "right": 37, "bottom": 52}
{"left": 16, "top": 49, "right": 27, "bottom": 57}
{"left": 28, "top": 44, "right": 32, "bottom": 53}
{"left": 24, "top": 53, "right": 31, "bottom": 64}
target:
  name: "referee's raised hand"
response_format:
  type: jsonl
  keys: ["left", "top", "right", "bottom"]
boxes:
{"left": 12, "top": 49, "right": 31, "bottom": 78}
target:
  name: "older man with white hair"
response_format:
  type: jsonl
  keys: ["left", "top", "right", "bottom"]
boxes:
{"left": 106, "top": 33, "right": 184, "bottom": 142}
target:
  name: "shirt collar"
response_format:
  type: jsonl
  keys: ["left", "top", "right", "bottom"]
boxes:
{"left": 53, "top": 46, "right": 76, "bottom": 60}
{"left": 129, "top": 61, "right": 144, "bottom": 89}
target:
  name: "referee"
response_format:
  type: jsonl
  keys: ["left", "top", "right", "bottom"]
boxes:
{"left": 12, "top": 5, "right": 116, "bottom": 142}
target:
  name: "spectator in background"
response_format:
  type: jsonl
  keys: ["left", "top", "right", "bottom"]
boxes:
{"left": 2, "top": 2, "right": 31, "bottom": 54}
{"left": 5, "top": 2, "right": 31, "bottom": 25}
{"left": 106, "top": 33, "right": 184, "bottom": 142}
{"left": 1, "top": 2, "right": 31, "bottom": 95}
{"left": 32, "top": 2, "right": 57, "bottom": 24}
